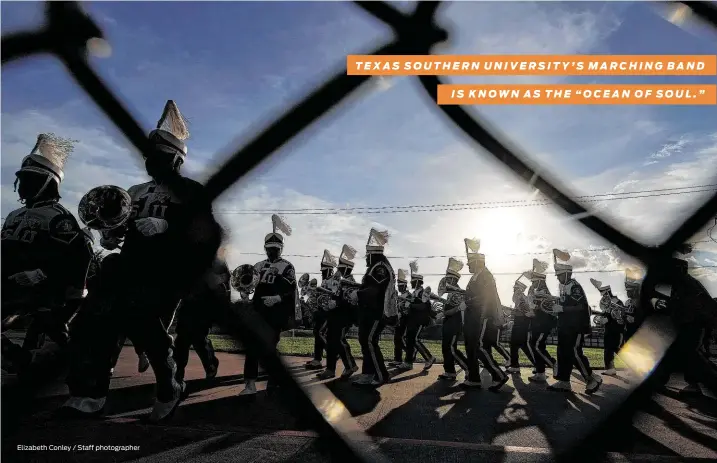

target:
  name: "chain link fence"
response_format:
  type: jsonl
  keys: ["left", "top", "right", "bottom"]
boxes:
{"left": 3, "top": 2, "right": 717, "bottom": 462}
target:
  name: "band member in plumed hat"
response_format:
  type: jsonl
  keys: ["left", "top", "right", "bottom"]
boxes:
{"left": 526, "top": 259, "right": 557, "bottom": 384}
{"left": 389, "top": 268, "right": 411, "bottom": 367}
{"left": 239, "top": 214, "right": 297, "bottom": 396}
{"left": 437, "top": 258, "right": 470, "bottom": 381}
{"left": 399, "top": 260, "right": 436, "bottom": 372}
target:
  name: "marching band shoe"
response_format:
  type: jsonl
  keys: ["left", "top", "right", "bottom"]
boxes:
{"left": 438, "top": 372, "right": 457, "bottom": 380}
{"left": 239, "top": 380, "right": 257, "bottom": 396}
{"left": 422, "top": 357, "right": 436, "bottom": 371}
{"left": 109, "top": 368, "right": 115, "bottom": 376}
{"left": 679, "top": 383, "right": 702, "bottom": 395}
{"left": 601, "top": 368, "right": 617, "bottom": 376}
{"left": 138, "top": 353, "right": 150, "bottom": 373}
{"left": 398, "top": 362, "right": 413, "bottom": 370}
{"left": 57, "top": 396, "right": 106, "bottom": 419}
{"left": 306, "top": 360, "right": 324, "bottom": 370}
{"left": 340, "top": 365, "right": 359, "bottom": 379}
{"left": 205, "top": 358, "right": 219, "bottom": 380}
{"left": 316, "top": 369, "right": 336, "bottom": 380}
{"left": 149, "top": 383, "right": 183, "bottom": 423}
{"left": 552, "top": 364, "right": 558, "bottom": 379}
{"left": 547, "top": 380, "right": 572, "bottom": 392}
{"left": 489, "top": 375, "right": 510, "bottom": 392}
{"left": 585, "top": 374, "right": 603, "bottom": 395}
{"left": 351, "top": 374, "right": 373, "bottom": 385}
{"left": 528, "top": 372, "right": 547, "bottom": 383}
{"left": 506, "top": 367, "right": 521, "bottom": 374}
{"left": 459, "top": 380, "right": 482, "bottom": 389}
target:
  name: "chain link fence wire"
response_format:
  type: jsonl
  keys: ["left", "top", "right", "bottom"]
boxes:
{"left": 3, "top": 1, "right": 717, "bottom": 462}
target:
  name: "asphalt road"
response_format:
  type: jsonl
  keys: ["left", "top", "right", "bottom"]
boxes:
{"left": 2, "top": 346, "right": 716, "bottom": 463}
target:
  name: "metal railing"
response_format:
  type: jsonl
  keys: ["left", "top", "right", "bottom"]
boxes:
{"left": 3, "top": 2, "right": 717, "bottom": 462}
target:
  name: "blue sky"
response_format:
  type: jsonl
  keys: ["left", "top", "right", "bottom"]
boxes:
{"left": 2, "top": 1, "right": 717, "bottom": 303}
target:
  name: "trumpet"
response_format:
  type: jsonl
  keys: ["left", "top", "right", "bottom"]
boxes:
{"left": 231, "top": 264, "right": 260, "bottom": 296}
{"left": 531, "top": 295, "right": 560, "bottom": 316}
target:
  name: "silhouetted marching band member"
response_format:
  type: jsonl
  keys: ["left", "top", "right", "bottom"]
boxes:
{"left": 305, "top": 253, "right": 332, "bottom": 371}
{"left": 548, "top": 250, "right": 602, "bottom": 394}
{"left": 438, "top": 258, "right": 469, "bottom": 380}
{"left": 590, "top": 278, "right": 626, "bottom": 377}
{"left": 527, "top": 259, "right": 557, "bottom": 384}
{"left": 63, "top": 100, "right": 222, "bottom": 421}
{"left": 507, "top": 273, "right": 536, "bottom": 374}
{"left": 462, "top": 238, "right": 509, "bottom": 391}
{"left": 317, "top": 246, "right": 359, "bottom": 380}
{"left": 239, "top": 215, "right": 297, "bottom": 396}
{"left": 354, "top": 228, "right": 396, "bottom": 388}
{"left": 400, "top": 260, "right": 436, "bottom": 371}
{"left": 2, "top": 134, "right": 92, "bottom": 380}
{"left": 389, "top": 268, "right": 411, "bottom": 367}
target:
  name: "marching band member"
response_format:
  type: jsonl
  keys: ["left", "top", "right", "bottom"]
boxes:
{"left": 389, "top": 269, "right": 411, "bottom": 367}
{"left": 527, "top": 259, "right": 557, "bottom": 384}
{"left": 317, "top": 246, "right": 359, "bottom": 380}
{"left": 305, "top": 251, "right": 334, "bottom": 370}
{"left": 507, "top": 273, "right": 536, "bottom": 374}
{"left": 548, "top": 250, "right": 602, "bottom": 394}
{"left": 239, "top": 215, "right": 297, "bottom": 396}
{"left": 590, "top": 278, "right": 625, "bottom": 377}
{"left": 462, "top": 238, "right": 509, "bottom": 391}
{"left": 354, "top": 228, "right": 396, "bottom": 388}
{"left": 400, "top": 260, "right": 436, "bottom": 371}
{"left": 173, "top": 250, "right": 231, "bottom": 384}
{"left": 64, "top": 100, "right": 223, "bottom": 420}
{"left": 303, "top": 278, "right": 318, "bottom": 328}
{"left": 623, "top": 269, "right": 644, "bottom": 342}
{"left": 2, "top": 134, "right": 92, "bottom": 378}
{"left": 438, "top": 258, "right": 469, "bottom": 380}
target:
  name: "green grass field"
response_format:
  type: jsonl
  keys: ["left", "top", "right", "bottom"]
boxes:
{"left": 208, "top": 334, "right": 624, "bottom": 369}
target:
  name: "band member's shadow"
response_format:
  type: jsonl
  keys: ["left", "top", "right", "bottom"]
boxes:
{"left": 367, "top": 374, "right": 515, "bottom": 444}
{"left": 321, "top": 380, "right": 381, "bottom": 417}
{"left": 642, "top": 392, "right": 717, "bottom": 451}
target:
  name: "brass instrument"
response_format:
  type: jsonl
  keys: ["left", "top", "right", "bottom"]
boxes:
{"left": 231, "top": 264, "right": 260, "bottom": 296}
{"left": 78, "top": 185, "right": 133, "bottom": 232}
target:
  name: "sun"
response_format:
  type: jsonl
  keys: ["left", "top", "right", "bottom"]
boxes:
{"left": 470, "top": 209, "right": 526, "bottom": 256}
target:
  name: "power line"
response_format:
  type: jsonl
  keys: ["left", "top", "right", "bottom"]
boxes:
{"left": 288, "top": 266, "right": 717, "bottom": 277}
{"left": 235, "top": 239, "right": 713, "bottom": 259}
{"left": 216, "top": 184, "right": 717, "bottom": 215}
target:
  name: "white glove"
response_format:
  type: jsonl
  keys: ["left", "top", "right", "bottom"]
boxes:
{"left": 458, "top": 302, "right": 467, "bottom": 312}
{"left": 626, "top": 315, "right": 635, "bottom": 323}
{"left": 262, "top": 295, "right": 281, "bottom": 307}
{"left": 9, "top": 269, "right": 47, "bottom": 287}
{"left": 135, "top": 217, "right": 169, "bottom": 237}
{"left": 552, "top": 304, "right": 564, "bottom": 314}
{"left": 100, "top": 236, "right": 122, "bottom": 250}
{"left": 327, "top": 300, "right": 337, "bottom": 310}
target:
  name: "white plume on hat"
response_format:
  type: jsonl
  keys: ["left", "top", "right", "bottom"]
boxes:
{"left": 264, "top": 214, "right": 292, "bottom": 248}
{"left": 624, "top": 267, "right": 644, "bottom": 287}
{"left": 464, "top": 238, "right": 485, "bottom": 264}
{"left": 156, "top": 100, "right": 190, "bottom": 141}
{"left": 590, "top": 278, "right": 610, "bottom": 292}
{"left": 532, "top": 258, "right": 548, "bottom": 275}
{"left": 339, "top": 244, "right": 357, "bottom": 268}
{"left": 22, "top": 133, "right": 78, "bottom": 182}
{"left": 553, "top": 248, "right": 572, "bottom": 274}
{"left": 366, "top": 228, "right": 390, "bottom": 254}
{"left": 409, "top": 260, "right": 423, "bottom": 280}
{"left": 397, "top": 269, "right": 408, "bottom": 283}
{"left": 321, "top": 249, "right": 337, "bottom": 268}
{"left": 446, "top": 257, "right": 464, "bottom": 278}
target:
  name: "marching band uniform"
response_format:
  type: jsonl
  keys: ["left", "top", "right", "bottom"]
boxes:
{"left": 240, "top": 215, "right": 297, "bottom": 396}
{"left": 2, "top": 134, "right": 92, "bottom": 378}
{"left": 400, "top": 260, "right": 436, "bottom": 371}
{"left": 354, "top": 228, "right": 396, "bottom": 387}
{"left": 590, "top": 278, "right": 625, "bottom": 377}
{"left": 64, "top": 101, "right": 223, "bottom": 421}
{"left": 527, "top": 260, "right": 557, "bottom": 384}
{"left": 303, "top": 278, "right": 319, "bottom": 328}
{"left": 623, "top": 273, "right": 644, "bottom": 342}
{"left": 305, "top": 252, "right": 334, "bottom": 371}
{"left": 438, "top": 259, "right": 469, "bottom": 380}
{"left": 390, "top": 269, "right": 411, "bottom": 366}
{"left": 173, "top": 255, "right": 231, "bottom": 384}
{"left": 548, "top": 250, "right": 602, "bottom": 394}
{"left": 317, "top": 246, "right": 359, "bottom": 380}
{"left": 462, "top": 238, "right": 509, "bottom": 391}
{"left": 507, "top": 276, "right": 536, "bottom": 374}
